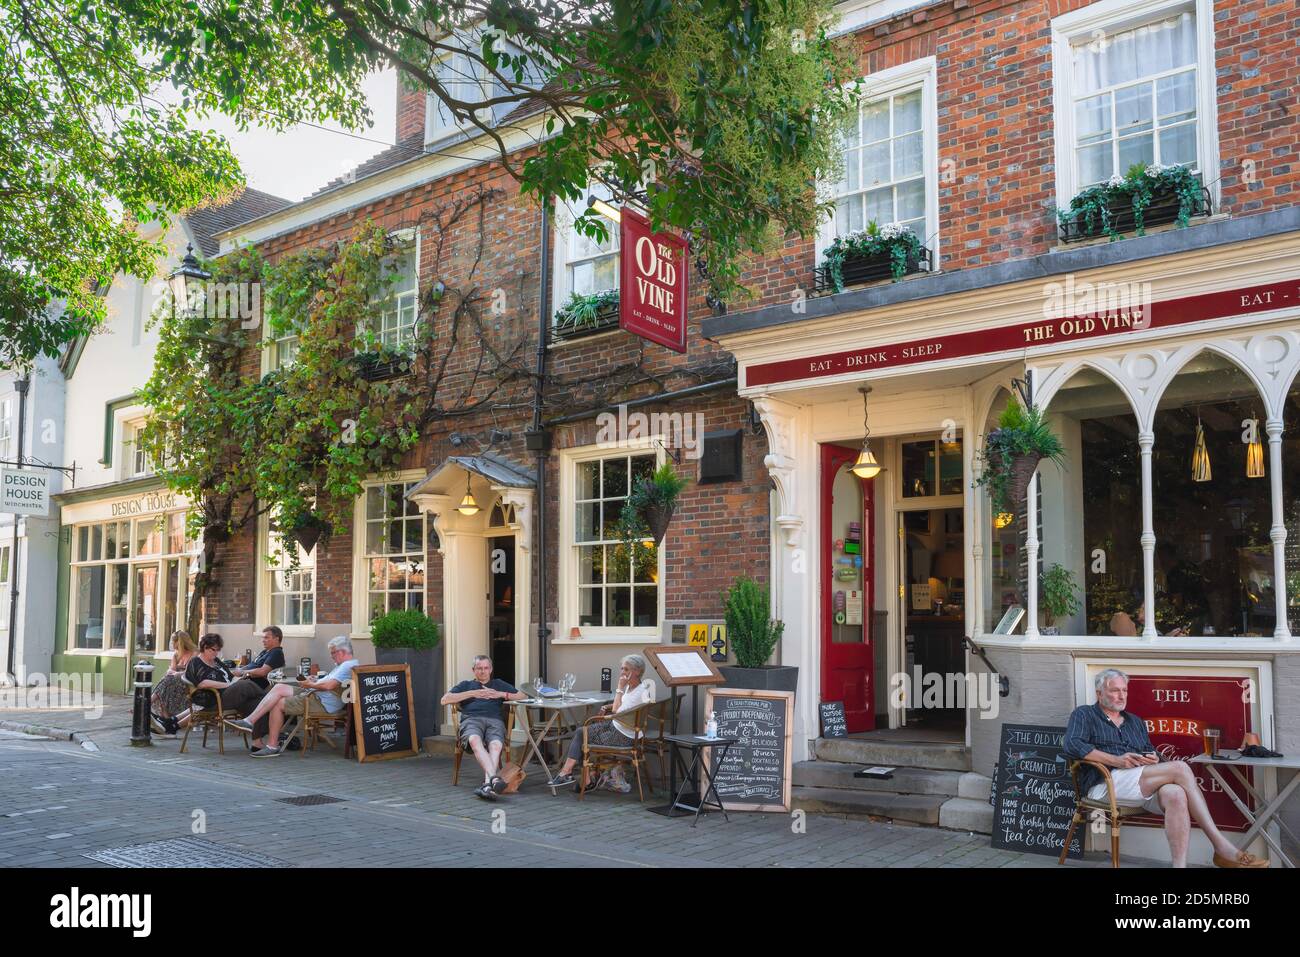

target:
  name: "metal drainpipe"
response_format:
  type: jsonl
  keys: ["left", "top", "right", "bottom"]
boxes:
{"left": 531, "top": 198, "right": 552, "bottom": 680}
{"left": 5, "top": 375, "right": 28, "bottom": 682}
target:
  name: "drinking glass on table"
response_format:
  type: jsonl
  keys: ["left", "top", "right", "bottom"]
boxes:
{"left": 561, "top": 673, "right": 575, "bottom": 697}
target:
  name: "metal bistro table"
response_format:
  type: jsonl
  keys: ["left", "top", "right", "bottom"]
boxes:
{"left": 1190, "top": 750, "right": 1300, "bottom": 867}
{"left": 512, "top": 691, "right": 614, "bottom": 783}
{"left": 660, "top": 733, "right": 738, "bottom": 826}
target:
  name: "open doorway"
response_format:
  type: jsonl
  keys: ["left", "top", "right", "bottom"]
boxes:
{"left": 898, "top": 506, "right": 965, "bottom": 731}
{"left": 488, "top": 534, "right": 515, "bottom": 685}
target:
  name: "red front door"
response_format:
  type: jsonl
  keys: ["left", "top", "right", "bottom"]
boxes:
{"left": 821, "top": 443, "right": 875, "bottom": 733}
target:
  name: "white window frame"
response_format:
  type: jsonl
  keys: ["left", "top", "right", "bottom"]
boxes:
{"left": 350, "top": 469, "right": 431, "bottom": 638}
{"left": 0, "top": 542, "right": 11, "bottom": 629}
{"left": 550, "top": 179, "right": 622, "bottom": 320}
{"left": 67, "top": 511, "right": 198, "bottom": 656}
{"left": 255, "top": 512, "right": 316, "bottom": 637}
{"left": 367, "top": 229, "right": 421, "bottom": 354}
{"left": 424, "top": 49, "right": 492, "bottom": 146}
{"left": 120, "top": 414, "right": 153, "bottom": 480}
{"left": 1050, "top": 0, "right": 1220, "bottom": 211}
{"left": 818, "top": 56, "right": 939, "bottom": 269}
{"left": 0, "top": 395, "right": 13, "bottom": 463}
{"left": 557, "top": 441, "right": 666, "bottom": 641}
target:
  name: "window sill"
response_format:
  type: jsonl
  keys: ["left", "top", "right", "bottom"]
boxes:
{"left": 550, "top": 634, "right": 657, "bottom": 646}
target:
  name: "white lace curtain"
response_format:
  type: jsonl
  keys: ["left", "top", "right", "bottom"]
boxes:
{"left": 1074, "top": 12, "right": 1197, "bottom": 95}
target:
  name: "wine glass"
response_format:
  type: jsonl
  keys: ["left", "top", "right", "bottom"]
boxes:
{"left": 561, "top": 673, "right": 576, "bottom": 697}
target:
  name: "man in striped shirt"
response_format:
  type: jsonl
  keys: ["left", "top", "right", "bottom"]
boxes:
{"left": 1063, "top": 668, "right": 1266, "bottom": 868}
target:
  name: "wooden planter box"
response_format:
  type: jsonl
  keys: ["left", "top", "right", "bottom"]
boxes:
{"left": 814, "top": 245, "right": 929, "bottom": 295}
{"left": 1059, "top": 180, "right": 1212, "bottom": 243}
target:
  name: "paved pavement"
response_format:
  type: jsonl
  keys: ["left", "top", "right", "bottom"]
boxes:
{"left": 0, "top": 694, "right": 1125, "bottom": 868}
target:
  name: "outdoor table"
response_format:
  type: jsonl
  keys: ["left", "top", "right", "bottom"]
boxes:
{"left": 512, "top": 691, "right": 614, "bottom": 782}
{"left": 661, "top": 733, "right": 738, "bottom": 827}
{"left": 1190, "top": 750, "right": 1300, "bottom": 867}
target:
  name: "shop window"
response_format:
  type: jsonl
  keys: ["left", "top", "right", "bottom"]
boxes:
{"left": 572, "top": 451, "right": 660, "bottom": 630}
{"left": 1152, "top": 353, "right": 1271, "bottom": 637}
{"left": 363, "top": 480, "right": 427, "bottom": 621}
{"left": 901, "top": 436, "right": 962, "bottom": 499}
{"left": 981, "top": 391, "right": 1024, "bottom": 634}
{"left": 70, "top": 513, "right": 196, "bottom": 652}
{"left": 1042, "top": 370, "right": 1141, "bottom": 635}
{"left": 1280, "top": 374, "right": 1300, "bottom": 634}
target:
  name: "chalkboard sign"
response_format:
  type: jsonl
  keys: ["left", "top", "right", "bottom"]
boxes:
{"left": 819, "top": 701, "right": 848, "bottom": 738}
{"left": 350, "top": 664, "right": 419, "bottom": 763}
{"left": 703, "top": 689, "right": 793, "bottom": 812}
{"left": 990, "top": 723, "right": 1082, "bottom": 859}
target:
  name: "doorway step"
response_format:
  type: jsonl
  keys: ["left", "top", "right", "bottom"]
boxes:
{"left": 793, "top": 736, "right": 993, "bottom": 832}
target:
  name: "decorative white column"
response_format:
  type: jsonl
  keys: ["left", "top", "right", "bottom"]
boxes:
{"left": 752, "top": 394, "right": 816, "bottom": 759}
{"left": 1025, "top": 470, "right": 1040, "bottom": 638}
{"left": 1266, "top": 419, "right": 1291, "bottom": 639}
{"left": 1138, "top": 429, "right": 1157, "bottom": 638}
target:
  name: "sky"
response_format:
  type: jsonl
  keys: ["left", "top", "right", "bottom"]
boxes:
{"left": 199, "top": 68, "right": 398, "bottom": 204}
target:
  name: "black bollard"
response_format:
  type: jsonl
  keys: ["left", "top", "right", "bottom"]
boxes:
{"left": 130, "top": 659, "right": 155, "bottom": 747}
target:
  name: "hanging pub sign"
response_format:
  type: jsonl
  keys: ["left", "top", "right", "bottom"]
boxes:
{"left": 619, "top": 207, "right": 688, "bottom": 353}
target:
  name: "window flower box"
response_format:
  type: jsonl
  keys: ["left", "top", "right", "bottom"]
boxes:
{"left": 1057, "top": 164, "right": 1211, "bottom": 244}
{"left": 815, "top": 223, "right": 930, "bottom": 295}
{"left": 552, "top": 289, "right": 620, "bottom": 342}
{"left": 351, "top": 347, "right": 413, "bottom": 382}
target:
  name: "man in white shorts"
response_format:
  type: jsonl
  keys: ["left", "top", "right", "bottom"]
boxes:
{"left": 1063, "top": 668, "right": 1266, "bottom": 868}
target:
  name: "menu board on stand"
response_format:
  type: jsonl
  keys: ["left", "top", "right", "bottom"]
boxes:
{"left": 702, "top": 688, "right": 794, "bottom": 812}
{"left": 351, "top": 664, "right": 419, "bottom": 762}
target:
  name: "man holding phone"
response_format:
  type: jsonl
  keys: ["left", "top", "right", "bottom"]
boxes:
{"left": 1063, "top": 668, "right": 1265, "bottom": 867}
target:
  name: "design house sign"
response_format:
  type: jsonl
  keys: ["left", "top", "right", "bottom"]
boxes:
{"left": 620, "top": 207, "right": 688, "bottom": 354}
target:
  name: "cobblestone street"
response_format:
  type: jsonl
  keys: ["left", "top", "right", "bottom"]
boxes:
{"left": 0, "top": 697, "right": 1121, "bottom": 869}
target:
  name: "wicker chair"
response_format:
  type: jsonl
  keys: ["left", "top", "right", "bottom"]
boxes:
{"left": 641, "top": 694, "right": 684, "bottom": 790}
{"left": 1058, "top": 758, "right": 1149, "bottom": 867}
{"left": 576, "top": 700, "right": 657, "bottom": 802}
{"left": 179, "top": 680, "right": 243, "bottom": 755}
{"left": 451, "top": 702, "right": 516, "bottom": 785}
{"left": 295, "top": 684, "right": 354, "bottom": 758}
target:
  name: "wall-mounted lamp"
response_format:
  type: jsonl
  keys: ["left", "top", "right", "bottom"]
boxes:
{"left": 587, "top": 195, "right": 622, "bottom": 223}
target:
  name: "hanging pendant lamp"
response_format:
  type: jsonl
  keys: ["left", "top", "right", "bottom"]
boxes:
{"left": 456, "top": 472, "right": 480, "bottom": 515}
{"left": 1191, "top": 417, "right": 1212, "bottom": 483}
{"left": 1246, "top": 417, "right": 1265, "bottom": 479}
{"left": 851, "top": 386, "right": 882, "bottom": 479}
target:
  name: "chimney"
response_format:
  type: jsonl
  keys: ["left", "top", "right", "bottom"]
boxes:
{"left": 395, "top": 71, "right": 426, "bottom": 145}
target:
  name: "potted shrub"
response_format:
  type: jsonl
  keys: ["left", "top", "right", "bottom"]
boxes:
{"left": 1056, "top": 163, "right": 1208, "bottom": 243}
{"left": 370, "top": 609, "right": 443, "bottom": 740}
{"left": 819, "top": 221, "right": 925, "bottom": 293}
{"left": 616, "top": 460, "right": 687, "bottom": 547}
{"left": 975, "top": 396, "right": 1065, "bottom": 515}
{"left": 716, "top": 577, "right": 796, "bottom": 692}
{"left": 1039, "top": 564, "right": 1081, "bottom": 635}
{"left": 552, "top": 288, "right": 620, "bottom": 340}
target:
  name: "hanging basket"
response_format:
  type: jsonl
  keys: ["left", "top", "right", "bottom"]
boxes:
{"left": 291, "top": 516, "right": 330, "bottom": 554}
{"left": 1005, "top": 452, "right": 1043, "bottom": 511}
{"left": 642, "top": 502, "right": 676, "bottom": 546}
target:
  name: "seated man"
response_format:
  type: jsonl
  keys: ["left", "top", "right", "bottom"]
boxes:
{"left": 441, "top": 655, "right": 525, "bottom": 801}
{"left": 228, "top": 636, "right": 358, "bottom": 756}
{"left": 231, "top": 626, "right": 287, "bottom": 690}
{"left": 1064, "top": 668, "right": 1265, "bottom": 868}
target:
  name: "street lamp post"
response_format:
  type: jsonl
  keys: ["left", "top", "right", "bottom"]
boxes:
{"left": 168, "top": 244, "right": 211, "bottom": 315}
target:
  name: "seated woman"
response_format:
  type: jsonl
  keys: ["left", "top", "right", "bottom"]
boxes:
{"left": 151, "top": 630, "right": 197, "bottom": 735}
{"left": 1109, "top": 602, "right": 1186, "bottom": 637}
{"left": 183, "top": 633, "right": 266, "bottom": 719}
{"left": 547, "top": 654, "right": 655, "bottom": 792}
